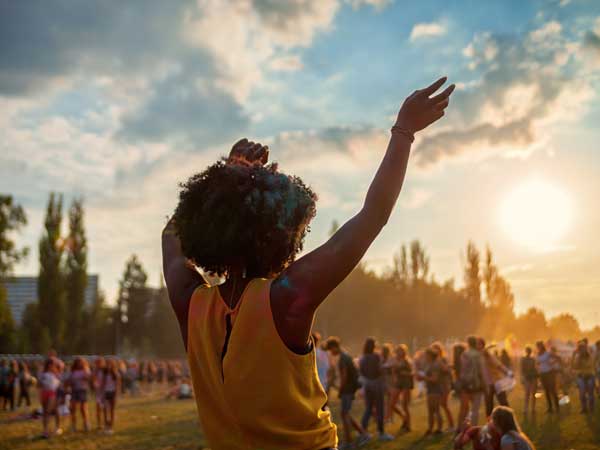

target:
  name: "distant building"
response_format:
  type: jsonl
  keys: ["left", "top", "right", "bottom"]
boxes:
{"left": 3, "top": 275, "right": 99, "bottom": 325}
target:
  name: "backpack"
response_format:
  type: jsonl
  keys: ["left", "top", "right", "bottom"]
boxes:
{"left": 461, "top": 351, "right": 483, "bottom": 392}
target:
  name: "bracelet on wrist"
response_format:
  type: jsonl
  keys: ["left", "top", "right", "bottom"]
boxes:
{"left": 390, "top": 125, "right": 415, "bottom": 143}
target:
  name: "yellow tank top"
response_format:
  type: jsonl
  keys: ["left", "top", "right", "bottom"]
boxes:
{"left": 187, "top": 278, "right": 337, "bottom": 450}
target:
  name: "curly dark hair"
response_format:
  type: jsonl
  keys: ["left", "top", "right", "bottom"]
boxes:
{"left": 173, "top": 158, "right": 317, "bottom": 278}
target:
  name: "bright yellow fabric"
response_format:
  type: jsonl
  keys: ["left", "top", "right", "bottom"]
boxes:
{"left": 187, "top": 278, "right": 337, "bottom": 450}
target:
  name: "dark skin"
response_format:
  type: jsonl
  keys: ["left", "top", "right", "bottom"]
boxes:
{"left": 162, "top": 77, "right": 455, "bottom": 352}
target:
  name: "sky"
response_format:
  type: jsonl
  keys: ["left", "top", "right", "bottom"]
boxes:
{"left": 1, "top": 0, "right": 600, "bottom": 327}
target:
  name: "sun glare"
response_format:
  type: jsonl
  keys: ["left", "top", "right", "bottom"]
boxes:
{"left": 499, "top": 179, "right": 572, "bottom": 251}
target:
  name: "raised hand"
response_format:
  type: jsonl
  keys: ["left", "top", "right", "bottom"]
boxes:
{"left": 228, "top": 138, "right": 269, "bottom": 165}
{"left": 395, "top": 76, "right": 455, "bottom": 133}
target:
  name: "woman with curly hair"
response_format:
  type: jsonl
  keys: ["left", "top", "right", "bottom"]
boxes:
{"left": 162, "top": 76, "right": 454, "bottom": 450}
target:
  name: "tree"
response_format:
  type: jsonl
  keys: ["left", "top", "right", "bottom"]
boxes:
{"left": 64, "top": 199, "right": 88, "bottom": 353}
{"left": 0, "top": 195, "right": 28, "bottom": 353}
{"left": 0, "top": 195, "right": 28, "bottom": 276}
{"left": 483, "top": 246, "right": 514, "bottom": 313}
{"left": 464, "top": 241, "right": 481, "bottom": 305}
{"left": 149, "top": 280, "right": 185, "bottom": 358}
{"left": 516, "top": 307, "right": 549, "bottom": 344}
{"left": 80, "top": 290, "right": 114, "bottom": 355}
{"left": 38, "top": 193, "right": 66, "bottom": 350}
{"left": 115, "top": 255, "right": 148, "bottom": 354}
{"left": 409, "top": 240, "right": 429, "bottom": 283}
{"left": 548, "top": 313, "right": 581, "bottom": 341}
{"left": 0, "top": 286, "right": 16, "bottom": 352}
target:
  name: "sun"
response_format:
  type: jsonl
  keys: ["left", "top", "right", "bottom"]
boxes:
{"left": 499, "top": 179, "right": 572, "bottom": 251}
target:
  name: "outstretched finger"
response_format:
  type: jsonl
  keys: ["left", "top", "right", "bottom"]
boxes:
{"left": 420, "top": 76, "right": 447, "bottom": 96}
{"left": 231, "top": 138, "right": 248, "bottom": 151}
{"left": 251, "top": 145, "right": 269, "bottom": 164}
{"left": 434, "top": 98, "right": 450, "bottom": 111}
{"left": 427, "top": 84, "right": 455, "bottom": 105}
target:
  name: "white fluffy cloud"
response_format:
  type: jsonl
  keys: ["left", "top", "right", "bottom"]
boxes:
{"left": 414, "top": 21, "right": 597, "bottom": 168}
{"left": 410, "top": 22, "right": 447, "bottom": 42}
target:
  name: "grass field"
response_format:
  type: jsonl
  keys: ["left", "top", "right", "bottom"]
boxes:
{"left": 1, "top": 385, "right": 599, "bottom": 450}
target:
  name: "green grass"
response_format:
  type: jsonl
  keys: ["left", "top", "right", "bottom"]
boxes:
{"left": 1, "top": 385, "right": 599, "bottom": 450}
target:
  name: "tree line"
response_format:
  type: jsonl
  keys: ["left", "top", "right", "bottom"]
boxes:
{"left": 1, "top": 193, "right": 599, "bottom": 357}
{"left": 315, "top": 238, "right": 600, "bottom": 352}
{"left": 0, "top": 193, "right": 183, "bottom": 357}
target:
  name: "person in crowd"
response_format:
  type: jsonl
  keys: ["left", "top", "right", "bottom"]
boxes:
{"left": 92, "top": 357, "right": 106, "bottom": 430}
{"left": 0, "top": 359, "right": 7, "bottom": 410}
{"left": 326, "top": 337, "right": 370, "bottom": 449}
{"left": 118, "top": 359, "right": 127, "bottom": 395}
{"left": 68, "top": 357, "right": 91, "bottom": 431}
{"left": 453, "top": 343, "right": 468, "bottom": 426}
{"left": 550, "top": 346, "right": 569, "bottom": 396}
{"left": 454, "top": 419, "right": 502, "bottom": 450}
{"left": 48, "top": 351, "right": 67, "bottom": 418}
{"left": 39, "top": 358, "right": 62, "bottom": 438}
{"left": 413, "top": 349, "right": 427, "bottom": 398}
{"left": 166, "top": 376, "right": 194, "bottom": 400}
{"left": 2, "top": 359, "right": 18, "bottom": 411}
{"left": 419, "top": 347, "right": 443, "bottom": 436}
{"left": 147, "top": 361, "right": 157, "bottom": 393}
{"left": 520, "top": 347, "right": 538, "bottom": 416}
{"left": 571, "top": 340, "right": 595, "bottom": 413}
{"left": 431, "top": 342, "right": 455, "bottom": 431}
{"left": 157, "top": 361, "right": 165, "bottom": 386}
{"left": 385, "top": 343, "right": 413, "bottom": 431}
{"left": 313, "top": 332, "right": 330, "bottom": 395}
{"left": 161, "top": 76, "right": 454, "bottom": 450}
{"left": 102, "top": 358, "right": 121, "bottom": 435}
{"left": 595, "top": 340, "right": 600, "bottom": 397}
{"left": 491, "top": 406, "right": 536, "bottom": 450}
{"left": 459, "top": 336, "right": 486, "bottom": 425}
{"left": 359, "top": 337, "right": 394, "bottom": 442}
{"left": 479, "top": 339, "right": 512, "bottom": 417}
{"left": 17, "top": 360, "right": 34, "bottom": 408}
{"left": 127, "top": 360, "right": 140, "bottom": 396}
{"left": 536, "top": 341, "right": 559, "bottom": 413}
{"left": 381, "top": 343, "right": 395, "bottom": 421}
{"left": 500, "top": 350, "right": 512, "bottom": 372}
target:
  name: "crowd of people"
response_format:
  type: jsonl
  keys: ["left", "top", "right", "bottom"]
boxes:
{"left": 0, "top": 350, "right": 191, "bottom": 438}
{"left": 0, "top": 336, "right": 598, "bottom": 447}
{"left": 314, "top": 333, "right": 600, "bottom": 449}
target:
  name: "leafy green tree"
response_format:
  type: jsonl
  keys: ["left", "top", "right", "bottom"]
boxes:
{"left": 64, "top": 199, "right": 88, "bottom": 353}
{"left": 115, "top": 255, "right": 148, "bottom": 353}
{"left": 0, "top": 195, "right": 28, "bottom": 353}
{"left": 38, "top": 193, "right": 66, "bottom": 350}
{"left": 80, "top": 290, "right": 115, "bottom": 354}
{"left": 0, "top": 286, "right": 16, "bottom": 352}
{"left": 464, "top": 241, "right": 481, "bottom": 305}
{"left": 21, "top": 302, "right": 42, "bottom": 353}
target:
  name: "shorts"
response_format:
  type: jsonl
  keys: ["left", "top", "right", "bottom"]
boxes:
{"left": 72, "top": 389, "right": 88, "bottom": 403}
{"left": 426, "top": 384, "right": 443, "bottom": 396}
{"left": 41, "top": 390, "right": 57, "bottom": 403}
{"left": 340, "top": 393, "right": 354, "bottom": 414}
{"left": 104, "top": 391, "right": 116, "bottom": 402}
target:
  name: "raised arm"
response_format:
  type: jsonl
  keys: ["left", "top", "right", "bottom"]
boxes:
{"left": 162, "top": 219, "right": 206, "bottom": 347}
{"left": 271, "top": 77, "right": 454, "bottom": 350}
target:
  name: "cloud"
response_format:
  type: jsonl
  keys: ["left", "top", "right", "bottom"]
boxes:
{"left": 413, "top": 21, "right": 598, "bottom": 168}
{"left": 269, "top": 55, "right": 305, "bottom": 72}
{"left": 410, "top": 22, "right": 447, "bottom": 42}
{"left": 0, "top": 0, "right": 345, "bottom": 147}
{"left": 347, "top": 0, "right": 393, "bottom": 11}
